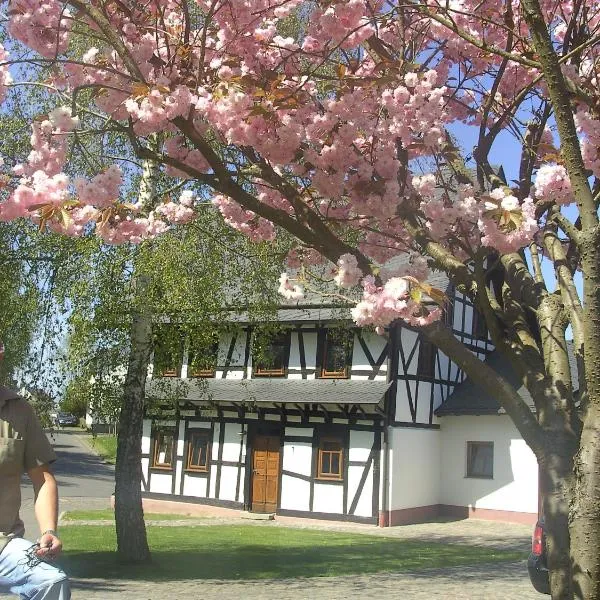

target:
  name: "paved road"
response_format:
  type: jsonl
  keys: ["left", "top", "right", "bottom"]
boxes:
{"left": 20, "top": 430, "right": 114, "bottom": 536}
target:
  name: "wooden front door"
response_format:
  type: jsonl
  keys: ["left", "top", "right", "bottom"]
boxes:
{"left": 251, "top": 435, "right": 280, "bottom": 513}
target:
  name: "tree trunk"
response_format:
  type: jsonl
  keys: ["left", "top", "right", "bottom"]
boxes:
{"left": 114, "top": 306, "right": 152, "bottom": 563}
{"left": 539, "top": 445, "right": 575, "bottom": 599}
{"left": 570, "top": 238, "right": 600, "bottom": 599}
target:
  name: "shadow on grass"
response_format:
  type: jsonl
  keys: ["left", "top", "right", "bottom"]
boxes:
{"left": 59, "top": 525, "right": 525, "bottom": 582}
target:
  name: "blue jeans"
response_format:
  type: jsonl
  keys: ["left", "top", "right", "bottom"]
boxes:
{"left": 0, "top": 538, "right": 70, "bottom": 599}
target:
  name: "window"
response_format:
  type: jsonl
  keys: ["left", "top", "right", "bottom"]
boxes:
{"left": 152, "top": 428, "right": 175, "bottom": 470}
{"left": 317, "top": 436, "right": 344, "bottom": 480}
{"left": 417, "top": 338, "right": 436, "bottom": 378}
{"left": 466, "top": 441, "right": 494, "bottom": 478}
{"left": 319, "top": 329, "right": 353, "bottom": 379}
{"left": 185, "top": 431, "right": 211, "bottom": 472}
{"left": 153, "top": 326, "right": 184, "bottom": 377}
{"left": 253, "top": 332, "right": 290, "bottom": 377}
{"left": 187, "top": 336, "right": 218, "bottom": 378}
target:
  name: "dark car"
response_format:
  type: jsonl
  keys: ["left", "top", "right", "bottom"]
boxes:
{"left": 528, "top": 520, "right": 550, "bottom": 595}
{"left": 56, "top": 412, "right": 78, "bottom": 427}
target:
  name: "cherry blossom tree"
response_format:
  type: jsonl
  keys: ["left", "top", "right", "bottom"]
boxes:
{"left": 0, "top": 1, "right": 599, "bottom": 596}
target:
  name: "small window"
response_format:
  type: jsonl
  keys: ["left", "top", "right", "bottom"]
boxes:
{"left": 319, "top": 329, "right": 353, "bottom": 379}
{"left": 317, "top": 436, "right": 344, "bottom": 480}
{"left": 472, "top": 310, "right": 488, "bottom": 341}
{"left": 185, "top": 431, "right": 211, "bottom": 472}
{"left": 466, "top": 441, "right": 494, "bottom": 478}
{"left": 188, "top": 337, "right": 218, "bottom": 378}
{"left": 253, "top": 332, "right": 290, "bottom": 377}
{"left": 153, "top": 326, "right": 184, "bottom": 377}
{"left": 417, "top": 338, "right": 436, "bottom": 378}
{"left": 152, "top": 428, "right": 175, "bottom": 470}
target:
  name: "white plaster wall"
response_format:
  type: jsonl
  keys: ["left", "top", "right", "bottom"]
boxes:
{"left": 215, "top": 332, "right": 247, "bottom": 379}
{"left": 218, "top": 465, "right": 239, "bottom": 501}
{"left": 416, "top": 382, "right": 432, "bottom": 423}
{"left": 401, "top": 330, "right": 419, "bottom": 376}
{"left": 183, "top": 474, "right": 208, "bottom": 497}
{"left": 141, "top": 458, "right": 149, "bottom": 489}
{"left": 149, "top": 472, "right": 173, "bottom": 494}
{"left": 222, "top": 423, "right": 243, "bottom": 462}
{"left": 208, "top": 423, "right": 221, "bottom": 497}
{"left": 349, "top": 430, "right": 372, "bottom": 462}
{"left": 282, "top": 439, "right": 312, "bottom": 477}
{"left": 395, "top": 380, "right": 418, "bottom": 422}
{"left": 303, "top": 332, "right": 317, "bottom": 380}
{"left": 288, "top": 331, "right": 303, "bottom": 380}
{"left": 440, "top": 415, "right": 538, "bottom": 514}
{"left": 348, "top": 463, "right": 373, "bottom": 517}
{"left": 280, "top": 475, "right": 311, "bottom": 511}
{"left": 388, "top": 427, "right": 441, "bottom": 510}
{"left": 351, "top": 334, "right": 371, "bottom": 374}
{"left": 348, "top": 427, "right": 375, "bottom": 517}
{"left": 141, "top": 420, "right": 151, "bottom": 454}
{"left": 312, "top": 483, "right": 344, "bottom": 514}
{"left": 188, "top": 421, "right": 211, "bottom": 429}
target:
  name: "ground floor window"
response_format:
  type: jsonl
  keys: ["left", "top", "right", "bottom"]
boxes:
{"left": 466, "top": 441, "right": 494, "bottom": 478}
{"left": 186, "top": 430, "right": 211, "bottom": 472}
{"left": 152, "top": 428, "right": 176, "bottom": 469}
{"left": 317, "top": 435, "right": 344, "bottom": 480}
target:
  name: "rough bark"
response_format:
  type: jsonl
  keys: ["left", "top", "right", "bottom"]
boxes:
{"left": 114, "top": 303, "right": 152, "bottom": 563}
{"left": 114, "top": 151, "right": 158, "bottom": 563}
{"left": 570, "top": 235, "right": 600, "bottom": 599}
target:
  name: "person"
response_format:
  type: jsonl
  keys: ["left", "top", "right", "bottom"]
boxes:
{"left": 0, "top": 340, "right": 71, "bottom": 599}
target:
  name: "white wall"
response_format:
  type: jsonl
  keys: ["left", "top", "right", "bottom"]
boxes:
{"left": 388, "top": 428, "right": 441, "bottom": 510}
{"left": 439, "top": 415, "right": 538, "bottom": 514}
{"left": 280, "top": 427, "right": 312, "bottom": 511}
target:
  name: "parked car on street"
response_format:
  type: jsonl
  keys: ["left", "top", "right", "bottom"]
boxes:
{"left": 56, "top": 412, "right": 78, "bottom": 427}
{"left": 528, "top": 519, "right": 550, "bottom": 595}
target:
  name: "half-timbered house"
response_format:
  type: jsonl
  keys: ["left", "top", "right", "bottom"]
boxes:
{"left": 140, "top": 280, "right": 543, "bottom": 526}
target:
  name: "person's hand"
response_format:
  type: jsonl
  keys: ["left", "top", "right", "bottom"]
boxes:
{"left": 36, "top": 532, "right": 62, "bottom": 560}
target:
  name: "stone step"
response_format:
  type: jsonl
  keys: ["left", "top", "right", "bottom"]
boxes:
{"left": 239, "top": 511, "right": 275, "bottom": 521}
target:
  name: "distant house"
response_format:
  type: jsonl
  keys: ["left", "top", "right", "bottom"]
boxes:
{"left": 140, "top": 274, "right": 551, "bottom": 526}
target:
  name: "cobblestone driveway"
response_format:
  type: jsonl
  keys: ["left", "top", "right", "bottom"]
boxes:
{"left": 69, "top": 518, "right": 540, "bottom": 599}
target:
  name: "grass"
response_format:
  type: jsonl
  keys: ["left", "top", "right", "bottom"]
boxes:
{"left": 89, "top": 435, "right": 118, "bottom": 464}
{"left": 58, "top": 524, "right": 525, "bottom": 581}
{"left": 62, "top": 510, "right": 198, "bottom": 522}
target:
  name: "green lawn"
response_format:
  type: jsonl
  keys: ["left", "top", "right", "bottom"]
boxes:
{"left": 89, "top": 435, "right": 117, "bottom": 464}
{"left": 62, "top": 510, "right": 199, "bottom": 522}
{"left": 58, "top": 524, "right": 524, "bottom": 581}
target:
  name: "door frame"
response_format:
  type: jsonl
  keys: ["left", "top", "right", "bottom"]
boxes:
{"left": 245, "top": 422, "right": 283, "bottom": 512}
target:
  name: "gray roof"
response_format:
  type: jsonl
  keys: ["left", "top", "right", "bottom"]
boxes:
{"left": 148, "top": 378, "right": 391, "bottom": 408}
{"left": 436, "top": 342, "right": 578, "bottom": 416}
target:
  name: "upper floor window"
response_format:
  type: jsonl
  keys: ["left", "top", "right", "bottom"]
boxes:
{"left": 318, "top": 329, "right": 353, "bottom": 379}
{"left": 417, "top": 338, "right": 436, "bottom": 378}
{"left": 187, "top": 335, "right": 218, "bottom": 378}
{"left": 153, "top": 326, "right": 183, "bottom": 377}
{"left": 152, "top": 428, "right": 175, "bottom": 470}
{"left": 317, "top": 435, "right": 344, "bottom": 481}
{"left": 253, "top": 331, "right": 290, "bottom": 377}
{"left": 466, "top": 441, "right": 494, "bottom": 479}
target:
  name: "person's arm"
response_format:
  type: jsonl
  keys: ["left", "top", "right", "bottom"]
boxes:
{"left": 28, "top": 464, "right": 63, "bottom": 558}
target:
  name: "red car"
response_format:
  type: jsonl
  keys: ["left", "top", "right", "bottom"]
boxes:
{"left": 528, "top": 520, "right": 550, "bottom": 595}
